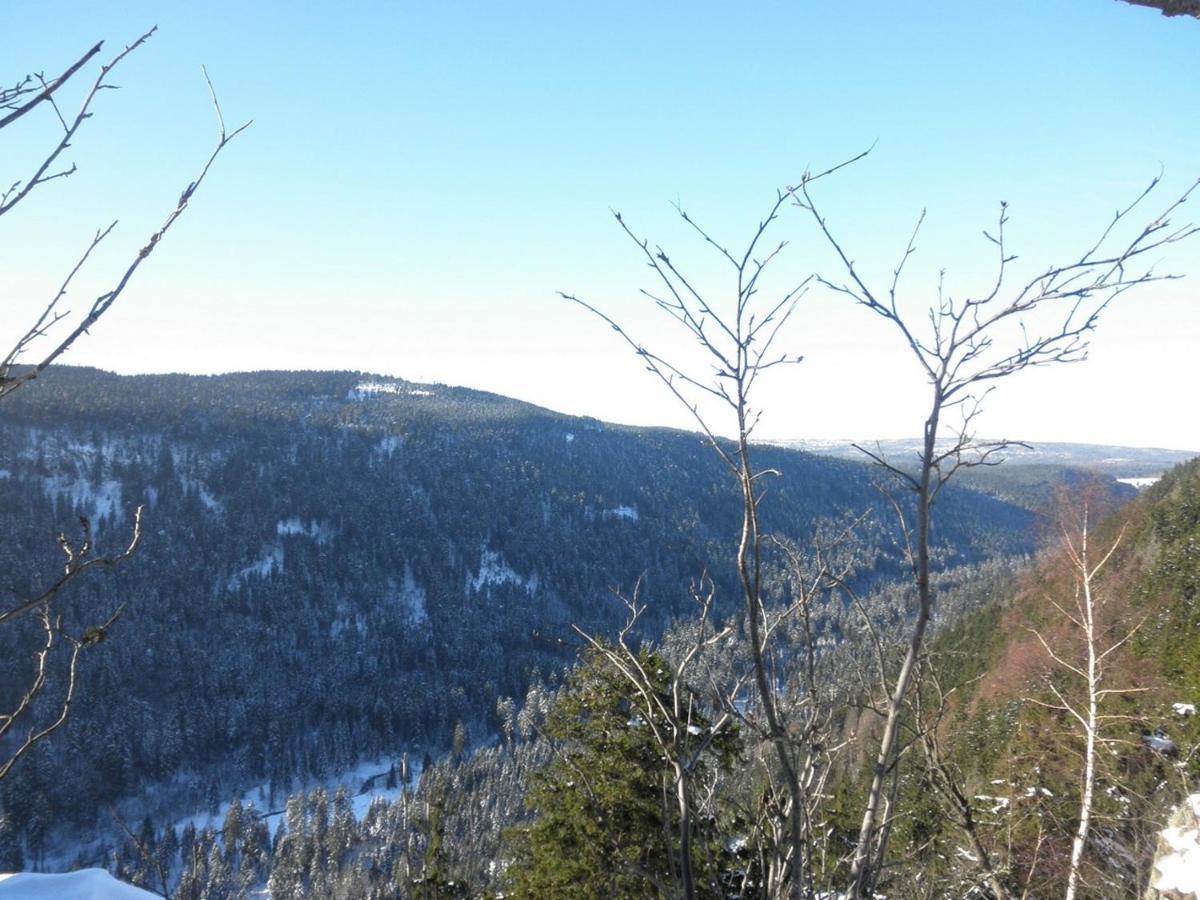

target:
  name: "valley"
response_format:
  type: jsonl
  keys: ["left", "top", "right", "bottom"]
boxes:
{"left": 1, "top": 366, "right": 1181, "bottom": 895}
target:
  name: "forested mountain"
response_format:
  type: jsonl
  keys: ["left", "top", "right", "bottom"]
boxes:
{"left": 147, "top": 457, "right": 1200, "bottom": 899}
{"left": 0, "top": 366, "right": 1047, "bottom": 864}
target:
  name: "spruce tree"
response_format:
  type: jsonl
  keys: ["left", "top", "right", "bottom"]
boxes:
{"left": 506, "top": 648, "right": 738, "bottom": 899}
{"left": 0, "top": 808, "right": 23, "bottom": 871}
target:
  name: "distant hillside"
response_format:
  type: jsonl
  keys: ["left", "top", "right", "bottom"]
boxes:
{"left": 771, "top": 438, "right": 1198, "bottom": 479}
{"left": 0, "top": 367, "right": 1038, "bottom": 856}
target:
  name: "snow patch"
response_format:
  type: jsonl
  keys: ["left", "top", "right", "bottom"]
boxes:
{"left": 565, "top": 432, "right": 575, "bottom": 444}
{"left": 276, "top": 517, "right": 334, "bottom": 543}
{"left": 1174, "top": 702, "right": 1196, "bottom": 717}
{"left": 376, "top": 434, "right": 402, "bottom": 458}
{"left": 0, "top": 469, "right": 10, "bottom": 480}
{"left": 1118, "top": 476, "right": 1160, "bottom": 490}
{"left": 0, "top": 869, "right": 159, "bottom": 899}
{"left": 348, "top": 381, "right": 401, "bottom": 399}
{"left": 172, "top": 756, "right": 420, "bottom": 852}
{"left": 228, "top": 545, "right": 284, "bottom": 590}
{"left": 396, "top": 564, "right": 429, "bottom": 625}
{"left": 469, "top": 549, "right": 537, "bottom": 596}
{"left": 603, "top": 505, "right": 639, "bottom": 522}
{"left": 180, "top": 477, "right": 223, "bottom": 513}
{"left": 1105, "top": 785, "right": 1132, "bottom": 808}
{"left": 974, "top": 795, "right": 1010, "bottom": 814}
{"left": 43, "top": 476, "right": 122, "bottom": 526}
{"left": 348, "top": 381, "right": 434, "bottom": 400}
{"left": 1151, "top": 794, "right": 1200, "bottom": 895}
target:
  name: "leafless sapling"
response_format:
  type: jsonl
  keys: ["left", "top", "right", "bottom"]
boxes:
{"left": 1023, "top": 496, "right": 1145, "bottom": 900}
{"left": 565, "top": 150, "right": 867, "bottom": 899}
{"left": 792, "top": 167, "right": 1198, "bottom": 898}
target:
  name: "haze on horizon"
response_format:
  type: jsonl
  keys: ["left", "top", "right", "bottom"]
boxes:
{"left": 3, "top": 2, "right": 1197, "bottom": 450}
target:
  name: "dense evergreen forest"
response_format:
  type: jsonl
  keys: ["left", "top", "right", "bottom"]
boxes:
{"left": 109, "top": 455, "right": 1198, "bottom": 899}
{"left": 0, "top": 366, "right": 1052, "bottom": 873}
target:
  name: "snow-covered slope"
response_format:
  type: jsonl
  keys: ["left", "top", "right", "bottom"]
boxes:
{"left": 0, "top": 869, "right": 158, "bottom": 899}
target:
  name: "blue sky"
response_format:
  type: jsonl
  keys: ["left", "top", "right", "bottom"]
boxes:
{"left": 3, "top": 2, "right": 1198, "bottom": 448}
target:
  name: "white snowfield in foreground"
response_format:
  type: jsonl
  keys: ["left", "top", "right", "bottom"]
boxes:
{"left": 0, "top": 869, "right": 158, "bottom": 899}
{"left": 1152, "top": 794, "right": 1200, "bottom": 896}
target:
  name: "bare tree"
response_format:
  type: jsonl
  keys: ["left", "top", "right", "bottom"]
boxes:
{"left": 109, "top": 804, "right": 173, "bottom": 899}
{"left": 1024, "top": 497, "right": 1144, "bottom": 899}
{"left": 792, "top": 169, "right": 1198, "bottom": 898}
{"left": 564, "top": 150, "right": 866, "bottom": 899}
{"left": 912, "top": 661, "right": 1011, "bottom": 897}
{"left": 0, "top": 28, "right": 249, "bottom": 780}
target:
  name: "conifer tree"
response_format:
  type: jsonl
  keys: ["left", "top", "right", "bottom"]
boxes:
{"left": 222, "top": 797, "right": 243, "bottom": 865}
{"left": 0, "top": 808, "right": 22, "bottom": 871}
{"left": 203, "top": 840, "right": 232, "bottom": 899}
{"left": 507, "top": 648, "right": 738, "bottom": 899}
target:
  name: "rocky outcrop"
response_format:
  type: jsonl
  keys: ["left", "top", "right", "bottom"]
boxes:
{"left": 1120, "top": 0, "right": 1200, "bottom": 19}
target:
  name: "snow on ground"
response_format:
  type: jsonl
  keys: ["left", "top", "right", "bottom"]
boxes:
{"left": 348, "top": 381, "right": 432, "bottom": 400}
{"left": 1152, "top": 793, "right": 1200, "bottom": 895}
{"left": 0, "top": 869, "right": 158, "bottom": 899}
{"left": 42, "top": 476, "right": 123, "bottom": 526}
{"left": 198, "top": 487, "right": 221, "bottom": 513}
{"left": 603, "top": 504, "right": 639, "bottom": 521}
{"left": 375, "top": 434, "right": 402, "bottom": 458}
{"left": 395, "top": 564, "right": 429, "bottom": 625}
{"left": 348, "top": 381, "right": 401, "bottom": 399}
{"left": 1119, "top": 476, "right": 1161, "bottom": 489}
{"left": 179, "top": 476, "right": 223, "bottom": 513}
{"left": 276, "top": 517, "right": 335, "bottom": 543}
{"left": 469, "top": 549, "right": 538, "bottom": 596}
{"left": 974, "top": 795, "right": 1011, "bottom": 814}
{"left": 348, "top": 381, "right": 436, "bottom": 400}
{"left": 173, "top": 755, "right": 420, "bottom": 843}
{"left": 227, "top": 545, "right": 284, "bottom": 590}
{"left": 1174, "top": 702, "right": 1196, "bottom": 717}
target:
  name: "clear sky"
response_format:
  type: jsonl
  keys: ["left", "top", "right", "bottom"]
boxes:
{"left": 3, "top": 2, "right": 1198, "bottom": 449}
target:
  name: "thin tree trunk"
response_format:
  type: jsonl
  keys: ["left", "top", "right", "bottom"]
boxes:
{"left": 736, "top": 423, "right": 805, "bottom": 899}
{"left": 676, "top": 765, "right": 697, "bottom": 900}
{"left": 848, "top": 405, "right": 939, "bottom": 897}
{"left": 1066, "top": 522, "right": 1097, "bottom": 900}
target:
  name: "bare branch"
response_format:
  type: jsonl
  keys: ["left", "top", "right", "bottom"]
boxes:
{"left": 0, "top": 41, "right": 103, "bottom": 130}
{"left": 0, "top": 62, "right": 251, "bottom": 399}
{"left": 0, "top": 28, "right": 158, "bottom": 219}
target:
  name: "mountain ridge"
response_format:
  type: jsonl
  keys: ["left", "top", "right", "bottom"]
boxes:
{"left": 0, "top": 366, "right": 1122, "bottom": 867}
